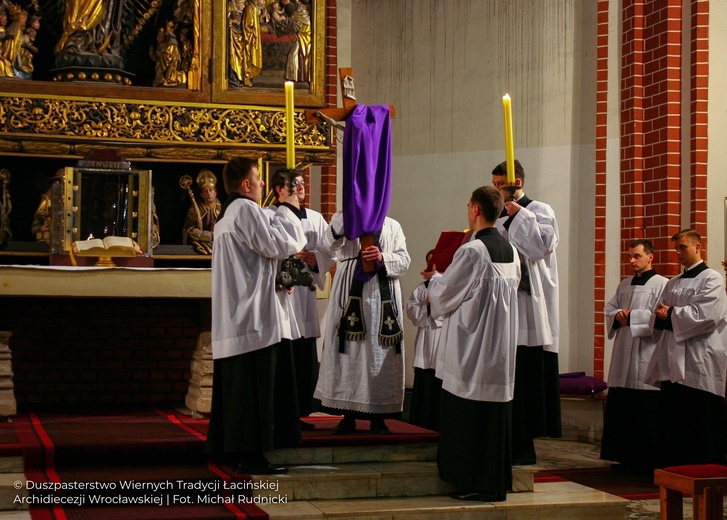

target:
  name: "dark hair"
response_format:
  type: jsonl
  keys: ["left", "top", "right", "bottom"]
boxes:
{"left": 630, "top": 239, "right": 654, "bottom": 254}
{"left": 672, "top": 229, "right": 701, "bottom": 244}
{"left": 471, "top": 185, "right": 504, "bottom": 223}
{"left": 222, "top": 157, "right": 257, "bottom": 193}
{"left": 491, "top": 159, "right": 525, "bottom": 181}
{"left": 270, "top": 168, "right": 302, "bottom": 197}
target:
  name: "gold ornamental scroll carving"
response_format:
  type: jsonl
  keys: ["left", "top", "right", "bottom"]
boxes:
{"left": 0, "top": 95, "right": 331, "bottom": 162}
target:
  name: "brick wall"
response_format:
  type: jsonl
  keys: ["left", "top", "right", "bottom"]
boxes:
{"left": 690, "top": 0, "right": 709, "bottom": 241}
{"left": 593, "top": 0, "right": 610, "bottom": 379}
{"left": 594, "top": 0, "right": 709, "bottom": 377}
{"left": 321, "top": 0, "right": 338, "bottom": 220}
{"left": 2, "top": 298, "right": 205, "bottom": 407}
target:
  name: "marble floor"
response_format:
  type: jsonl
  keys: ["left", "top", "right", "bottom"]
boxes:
{"left": 535, "top": 437, "right": 725, "bottom": 520}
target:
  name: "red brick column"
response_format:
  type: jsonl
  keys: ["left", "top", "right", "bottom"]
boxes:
{"left": 620, "top": 0, "right": 647, "bottom": 277}
{"left": 641, "top": 1, "right": 683, "bottom": 274}
{"left": 321, "top": 0, "right": 338, "bottom": 220}
{"left": 593, "top": 0, "right": 610, "bottom": 379}
{"left": 690, "top": 0, "right": 709, "bottom": 248}
{"left": 621, "top": 0, "right": 685, "bottom": 278}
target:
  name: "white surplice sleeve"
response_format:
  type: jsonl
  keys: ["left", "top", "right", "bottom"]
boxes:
{"left": 604, "top": 278, "right": 628, "bottom": 340}
{"left": 307, "top": 212, "right": 336, "bottom": 290}
{"left": 406, "top": 283, "right": 429, "bottom": 328}
{"left": 671, "top": 273, "right": 727, "bottom": 343}
{"left": 507, "top": 203, "right": 559, "bottom": 262}
{"left": 428, "top": 247, "right": 478, "bottom": 319}
{"left": 238, "top": 201, "right": 306, "bottom": 259}
{"left": 381, "top": 219, "right": 410, "bottom": 279}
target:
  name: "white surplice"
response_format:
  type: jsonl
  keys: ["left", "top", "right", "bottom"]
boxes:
{"left": 428, "top": 240, "right": 520, "bottom": 403}
{"left": 604, "top": 273, "right": 668, "bottom": 390}
{"left": 406, "top": 282, "right": 443, "bottom": 371}
{"left": 211, "top": 198, "right": 306, "bottom": 359}
{"left": 314, "top": 213, "right": 410, "bottom": 414}
{"left": 644, "top": 264, "right": 727, "bottom": 397}
{"left": 264, "top": 206, "right": 335, "bottom": 339}
{"left": 496, "top": 199, "right": 559, "bottom": 352}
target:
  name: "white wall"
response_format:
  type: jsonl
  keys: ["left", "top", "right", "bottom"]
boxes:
{"left": 708, "top": 3, "right": 727, "bottom": 273}
{"left": 333, "top": 0, "right": 599, "bottom": 384}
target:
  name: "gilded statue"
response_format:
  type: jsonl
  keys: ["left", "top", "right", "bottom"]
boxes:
{"left": 228, "top": 0, "right": 262, "bottom": 88}
{"left": 180, "top": 170, "right": 221, "bottom": 255}
{"left": 16, "top": 15, "right": 40, "bottom": 79}
{"left": 151, "top": 22, "right": 187, "bottom": 87}
{"left": 281, "top": 0, "right": 311, "bottom": 83}
{"left": 0, "top": 169, "right": 11, "bottom": 246}
{"left": 0, "top": 4, "right": 34, "bottom": 79}
{"left": 47, "top": 0, "right": 159, "bottom": 79}
{"left": 151, "top": 202, "right": 160, "bottom": 249}
{"left": 31, "top": 171, "right": 64, "bottom": 245}
{"left": 54, "top": 0, "right": 124, "bottom": 59}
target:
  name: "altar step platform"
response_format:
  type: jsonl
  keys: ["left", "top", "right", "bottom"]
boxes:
{"left": 0, "top": 408, "right": 627, "bottom": 519}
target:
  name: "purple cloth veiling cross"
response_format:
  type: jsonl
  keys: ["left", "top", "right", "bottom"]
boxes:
{"left": 342, "top": 105, "right": 392, "bottom": 240}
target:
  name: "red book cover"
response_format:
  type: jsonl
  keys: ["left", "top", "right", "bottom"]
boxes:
{"left": 427, "top": 230, "right": 472, "bottom": 272}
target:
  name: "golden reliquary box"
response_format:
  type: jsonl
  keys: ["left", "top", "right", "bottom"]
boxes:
{"left": 50, "top": 151, "right": 153, "bottom": 267}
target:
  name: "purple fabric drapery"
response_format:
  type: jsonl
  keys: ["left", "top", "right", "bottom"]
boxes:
{"left": 342, "top": 104, "right": 392, "bottom": 240}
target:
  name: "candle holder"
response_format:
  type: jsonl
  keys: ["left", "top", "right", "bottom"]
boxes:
{"left": 502, "top": 183, "right": 519, "bottom": 201}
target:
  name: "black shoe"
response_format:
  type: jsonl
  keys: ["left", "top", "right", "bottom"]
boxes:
{"left": 370, "top": 419, "right": 390, "bottom": 435}
{"left": 300, "top": 420, "right": 315, "bottom": 431}
{"left": 449, "top": 490, "right": 505, "bottom": 502}
{"left": 332, "top": 417, "right": 356, "bottom": 435}
{"left": 233, "top": 462, "right": 289, "bottom": 475}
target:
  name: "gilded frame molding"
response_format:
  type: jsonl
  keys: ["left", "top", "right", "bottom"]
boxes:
{"left": 212, "top": 0, "right": 326, "bottom": 107}
{"left": 0, "top": 93, "right": 334, "bottom": 163}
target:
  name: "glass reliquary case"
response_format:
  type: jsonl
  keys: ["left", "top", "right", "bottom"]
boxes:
{"left": 50, "top": 153, "right": 153, "bottom": 263}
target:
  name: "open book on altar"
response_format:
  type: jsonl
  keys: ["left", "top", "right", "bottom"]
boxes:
{"left": 427, "top": 230, "right": 472, "bottom": 272}
{"left": 71, "top": 237, "right": 143, "bottom": 257}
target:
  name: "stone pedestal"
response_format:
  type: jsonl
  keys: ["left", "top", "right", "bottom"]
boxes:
{"left": 185, "top": 331, "right": 213, "bottom": 415}
{"left": 0, "top": 333, "right": 15, "bottom": 417}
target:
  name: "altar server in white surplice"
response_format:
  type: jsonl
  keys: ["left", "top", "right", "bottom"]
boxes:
{"left": 645, "top": 229, "right": 727, "bottom": 467}
{"left": 406, "top": 249, "right": 444, "bottom": 431}
{"left": 314, "top": 213, "right": 410, "bottom": 435}
{"left": 427, "top": 186, "right": 520, "bottom": 502}
{"left": 600, "top": 239, "right": 667, "bottom": 473}
{"left": 264, "top": 169, "right": 335, "bottom": 431}
{"left": 205, "top": 157, "right": 307, "bottom": 476}
{"left": 492, "top": 159, "right": 561, "bottom": 466}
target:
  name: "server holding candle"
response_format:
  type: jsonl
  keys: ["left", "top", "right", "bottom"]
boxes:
{"left": 491, "top": 94, "right": 562, "bottom": 465}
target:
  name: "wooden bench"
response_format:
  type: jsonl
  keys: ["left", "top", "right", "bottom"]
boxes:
{"left": 654, "top": 464, "right": 727, "bottom": 520}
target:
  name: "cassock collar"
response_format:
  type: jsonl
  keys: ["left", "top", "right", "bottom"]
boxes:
{"left": 681, "top": 261, "right": 708, "bottom": 279}
{"left": 475, "top": 227, "right": 500, "bottom": 240}
{"left": 273, "top": 202, "right": 307, "bottom": 219}
{"left": 631, "top": 268, "right": 657, "bottom": 286}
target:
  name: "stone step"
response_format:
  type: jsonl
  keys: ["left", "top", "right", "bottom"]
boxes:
{"left": 268, "top": 441, "right": 438, "bottom": 465}
{"left": 257, "top": 481, "right": 629, "bottom": 520}
{"left": 252, "top": 461, "right": 537, "bottom": 502}
{"left": 0, "top": 474, "right": 27, "bottom": 511}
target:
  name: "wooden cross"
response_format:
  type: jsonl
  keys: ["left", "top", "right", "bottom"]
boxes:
{"left": 304, "top": 68, "right": 396, "bottom": 125}
{"left": 305, "top": 68, "right": 396, "bottom": 273}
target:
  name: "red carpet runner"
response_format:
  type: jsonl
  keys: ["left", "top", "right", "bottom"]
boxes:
{"left": 9, "top": 408, "right": 438, "bottom": 519}
{"left": 13, "top": 407, "right": 268, "bottom": 520}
